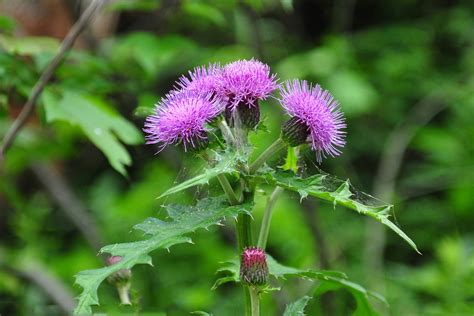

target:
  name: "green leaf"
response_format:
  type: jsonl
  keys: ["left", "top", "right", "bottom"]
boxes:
{"left": 183, "top": 2, "right": 226, "bottom": 26}
{"left": 74, "top": 196, "right": 253, "bottom": 314}
{"left": 283, "top": 296, "right": 312, "bottom": 316}
{"left": 0, "top": 35, "right": 59, "bottom": 55}
{"left": 158, "top": 151, "right": 241, "bottom": 199}
{"left": 313, "top": 277, "right": 385, "bottom": 316}
{"left": 43, "top": 89, "right": 142, "bottom": 176}
{"left": 112, "top": 33, "right": 198, "bottom": 77}
{"left": 213, "top": 255, "right": 386, "bottom": 315}
{"left": 106, "top": 0, "right": 161, "bottom": 11}
{"left": 253, "top": 169, "right": 419, "bottom": 253}
{"left": 0, "top": 15, "right": 16, "bottom": 33}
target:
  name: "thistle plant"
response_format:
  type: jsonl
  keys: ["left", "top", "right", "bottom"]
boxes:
{"left": 74, "top": 58, "right": 418, "bottom": 315}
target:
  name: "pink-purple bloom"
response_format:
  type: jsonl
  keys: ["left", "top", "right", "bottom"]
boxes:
{"left": 174, "top": 63, "right": 222, "bottom": 96}
{"left": 280, "top": 80, "right": 346, "bottom": 162}
{"left": 144, "top": 91, "right": 224, "bottom": 151}
{"left": 217, "top": 59, "right": 278, "bottom": 111}
{"left": 240, "top": 247, "right": 269, "bottom": 286}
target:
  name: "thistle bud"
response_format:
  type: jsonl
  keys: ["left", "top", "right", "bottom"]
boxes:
{"left": 281, "top": 116, "right": 310, "bottom": 147}
{"left": 106, "top": 256, "right": 132, "bottom": 286}
{"left": 240, "top": 247, "right": 269, "bottom": 286}
{"left": 225, "top": 101, "right": 261, "bottom": 129}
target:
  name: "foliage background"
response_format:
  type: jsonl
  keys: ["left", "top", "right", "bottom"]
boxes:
{"left": 0, "top": 0, "right": 473, "bottom": 315}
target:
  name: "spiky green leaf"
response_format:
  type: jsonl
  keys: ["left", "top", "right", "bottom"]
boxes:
{"left": 158, "top": 150, "right": 242, "bottom": 199}
{"left": 74, "top": 196, "right": 252, "bottom": 314}
{"left": 253, "top": 169, "right": 419, "bottom": 253}
{"left": 283, "top": 296, "right": 312, "bottom": 316}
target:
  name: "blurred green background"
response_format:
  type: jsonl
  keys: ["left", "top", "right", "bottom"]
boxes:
{"left": 1, "top": 0, "right": 473, "bottom": 315}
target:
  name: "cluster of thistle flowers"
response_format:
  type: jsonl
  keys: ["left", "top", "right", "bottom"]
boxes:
{"left": 144, "top": 59, "right": 346, "bottom": 162}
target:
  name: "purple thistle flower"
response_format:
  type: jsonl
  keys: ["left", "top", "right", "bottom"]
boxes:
{"left": 144, "top": 91, "right": 224, "bottom": 151}
{"left": 218, "top": 59, "right": 278, "bottom": 111}
{"left": 240, "top": 247, "right": 269, "bottom": 286}
{"left": 174, "top": 63, "right": 222, "bottom": 96}
{"left": 280, "top": 80, "right": 346, "bottom": 162}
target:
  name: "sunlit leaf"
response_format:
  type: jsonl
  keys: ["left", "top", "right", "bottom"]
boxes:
{"left": 0, "top": 35, "right": 59, "bottom": 55}
{"left": 43, "top": 89, "right": 142, "bottom": 176}
{"left": 74, "top": 195, "right": 253, "bottom": 314}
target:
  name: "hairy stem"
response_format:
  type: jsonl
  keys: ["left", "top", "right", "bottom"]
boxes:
{"left": 257, "top": 186, "right": 284, "bottom": 249}
{"left": 249, "top": 138, "right": 287, "bottom": 174}
{"left": 238, "top": 212, "right": 253, "bottom": 316}
{"left": 249, "top": 286, "right": 260, "bottom": 316}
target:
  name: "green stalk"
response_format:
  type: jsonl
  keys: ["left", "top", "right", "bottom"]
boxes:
{"left": 236, "top": 193, "right": 253, "bottom": 316}
{"left": 257, "top": 186, "right": 284, "bottom": 249}
{"left": 217, "top": 118, "right": 235, "bottom": 145}
{"left": 249, "top": 138, "right": 287, "bottom": 174}
{"left": 249, "top": 286, "right": 260, "bottom": 316}
{"left": 214, "top": 161, "right": 252, "bottom": 315}
{"left": 117, "top": 284, "right": 131, "bottom": 305}
{"left": 216, "top": 173, "right": 240, "bottom": 205}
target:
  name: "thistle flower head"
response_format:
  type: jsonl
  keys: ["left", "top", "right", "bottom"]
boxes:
{"left": 106, "top": 256, "right": 132, "bottom": 285}
{"left": 174, "top": 63, "right": 222, "bottom": 96}
{"left": 218, "top": 59, "right": 278, "bottom": 111}
{"left": 240, "top": 247, "right": 269, "bottom": 286}
{"left": 144, "top": 91, "right": 224, "bottom": 151}
{"left": 280, "top": 80, "right": 346, "bottom": 162}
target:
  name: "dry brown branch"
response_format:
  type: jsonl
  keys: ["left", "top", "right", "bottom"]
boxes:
{"left": 0, "top": 259, "right": 76, "bottom": 315}
{"left": 0, "top": 0, "right": 107, "bottom": 166}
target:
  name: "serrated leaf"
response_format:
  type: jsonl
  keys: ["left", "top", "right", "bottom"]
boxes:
{"left": 283, "top": 296, "right": 312, "bottom": 316}
{"left": 213, "top": 255, "right": 386, "bottom": 316}
{"left": 158, "top": 151, "right": 241, "bottom": 199}
{"left": 253, "top": 169, "right": 419, "bottom": 253}
{"left": 74, "top": 196, "right": 253, "bottom": 314}
{"left": 43, "top": 89, "right": 142, "bottom": 176}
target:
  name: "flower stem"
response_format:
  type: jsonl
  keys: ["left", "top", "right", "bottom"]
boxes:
{"left": 216, "top": 174, "right": 240, "bottom": 205}
{"left": 257, "top": 186, "right": 284, "bottom": 249}
{"left": 236, "top": 190, "right": 254, "bottom": 316}
{"left": 217, "top": 118, "right": 235, "bottom": 145}
{"left": 249, "top": 138, "right": 287, "bottom": 174}
{"left": 249, "top": 286, "right": 260, "bottom": 316}
{"left": 117, "top": 284, "right": 131, "bottom": 305}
